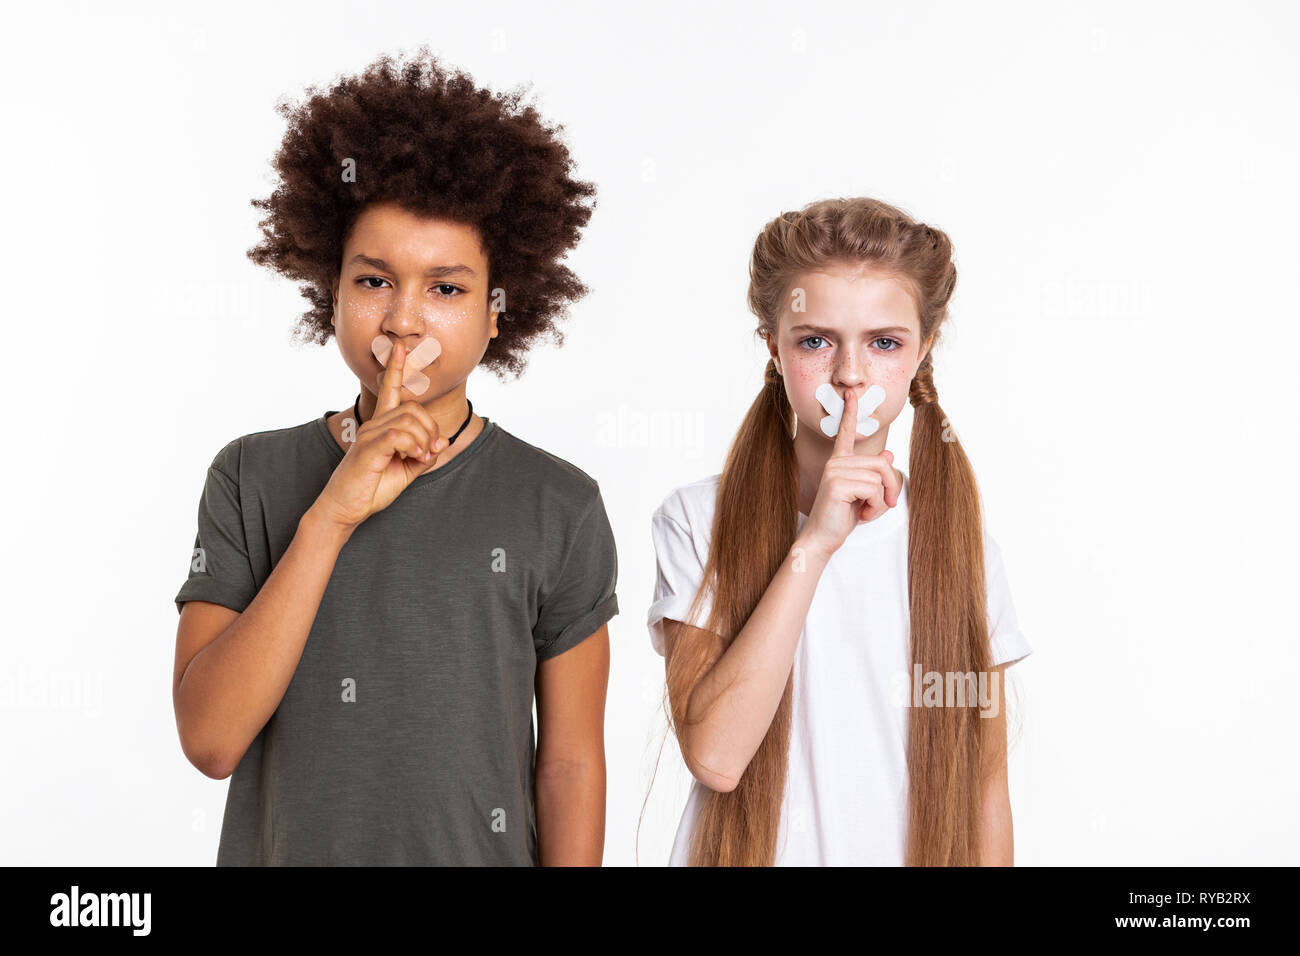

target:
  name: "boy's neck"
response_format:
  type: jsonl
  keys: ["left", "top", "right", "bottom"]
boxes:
{"left": 325, "top": 392, "right": 483, "bottom": 470}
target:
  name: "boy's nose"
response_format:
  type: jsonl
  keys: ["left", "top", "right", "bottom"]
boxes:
{"left": 381, "top": 306, "right": 429, "bottom": 338}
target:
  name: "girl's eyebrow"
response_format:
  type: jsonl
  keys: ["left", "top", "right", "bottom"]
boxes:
{"left": 789, "top": 323, "right": 912, "bottom": 337}
{"left": 347, "top": 254, "right": 477, "bottom": 278}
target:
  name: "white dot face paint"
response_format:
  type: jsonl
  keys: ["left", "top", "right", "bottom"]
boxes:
{"left": 816, "top": 383, "right": 887, "bottom": 438}
{"left": 371, "top": 335, "right": 442, "bottom": 396}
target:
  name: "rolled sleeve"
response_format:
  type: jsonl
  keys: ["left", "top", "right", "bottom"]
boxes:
{"left": 532, "top": 489, "right": 620, "bottom": 661}
{"left": 646, "top": 510, "right": 713, "bottom": 657}
{"left": 985, "top": 534, "right": 1032, "bottom": 668}
{"left": 174, "top": 446, "right": 258, "bottom": 615}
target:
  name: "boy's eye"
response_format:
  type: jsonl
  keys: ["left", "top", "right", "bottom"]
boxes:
{"left": 355, "top": 277, "right": 464, "bottom": 298}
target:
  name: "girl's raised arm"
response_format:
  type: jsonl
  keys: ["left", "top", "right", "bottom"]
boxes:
{"left": 665, "top": 390, "right": 898, "bottom": 792}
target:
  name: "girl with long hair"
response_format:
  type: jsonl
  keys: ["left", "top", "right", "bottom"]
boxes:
{"left": 646, "top": 197, "right": 1031, "bottom": 866}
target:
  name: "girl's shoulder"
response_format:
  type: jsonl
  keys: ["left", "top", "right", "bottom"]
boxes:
{"left": 653, "top": 473, "right": 722, "bottom": 530}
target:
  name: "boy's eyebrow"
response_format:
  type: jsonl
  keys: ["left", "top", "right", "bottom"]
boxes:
{"left": 788, "top": 323, "right": 913, "bottom": 336}
{"left": 347, "top": 254, "right": 477, "bottom": 278}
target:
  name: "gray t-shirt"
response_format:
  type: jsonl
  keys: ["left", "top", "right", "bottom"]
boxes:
{"left": 174, "top": 411, "right": 619, "bottom": 865}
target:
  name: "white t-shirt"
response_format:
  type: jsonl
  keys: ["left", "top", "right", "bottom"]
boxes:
{"left": 646, "top": 469, "right": 1032, "bottom": 866}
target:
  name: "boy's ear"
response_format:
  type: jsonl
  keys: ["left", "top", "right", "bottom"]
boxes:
{"left": 489, "top": 308, "right": 500, "bottom": 340}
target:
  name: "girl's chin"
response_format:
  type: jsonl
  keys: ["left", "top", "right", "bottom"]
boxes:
{"left": 794, "top": 416, "right": 833, "bottom": 440}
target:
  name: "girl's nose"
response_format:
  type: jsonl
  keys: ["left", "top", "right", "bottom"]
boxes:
{"left": 834, "top": 352, "right": 865, "bottom": 385}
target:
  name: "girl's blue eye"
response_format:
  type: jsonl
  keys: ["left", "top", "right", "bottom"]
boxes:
{"left": 798, "top": 335, "right": 901, "bottom": 352}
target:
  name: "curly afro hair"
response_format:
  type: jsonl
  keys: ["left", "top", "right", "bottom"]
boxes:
{"left": 246, "top": 46, "right": 597, "bottom": 379}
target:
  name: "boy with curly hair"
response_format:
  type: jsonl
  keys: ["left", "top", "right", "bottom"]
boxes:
{"left": 172, "top": 48, "right": 617, "bottom": 866}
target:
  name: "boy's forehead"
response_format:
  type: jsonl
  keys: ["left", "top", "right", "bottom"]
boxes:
{"left": 345, "top": 204, "right": 488, "bottom": 269}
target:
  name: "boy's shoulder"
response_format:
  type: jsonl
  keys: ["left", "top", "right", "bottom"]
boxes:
{"left": 203, "top": 414, "right": 609, "bottom": 506}
{"left": 204, "top": 416, "right": 324, "bottom": 479}
{"left": 488, "top": 420, "right": 604, "bottom": 500}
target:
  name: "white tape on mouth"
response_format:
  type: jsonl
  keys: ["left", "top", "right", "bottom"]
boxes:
{"left": 816, "top": 383, "right": 886, "bottom": 438}
{"left": 371, "top": 336, "right": 442, "bottom": 396}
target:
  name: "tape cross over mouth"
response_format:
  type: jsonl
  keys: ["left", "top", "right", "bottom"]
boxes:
{"left": 371, "top": 335, "right": 442, "bottom": 396}
{"left": 816, "top": 383, "right": 886, "bottom": 438}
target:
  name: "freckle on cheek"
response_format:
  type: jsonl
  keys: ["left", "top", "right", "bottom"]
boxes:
{"left": 420, "top": 305, "right": 479, "bottom": 333}
{"left": 346, "top": 299, "right": 384, "bottom": 323}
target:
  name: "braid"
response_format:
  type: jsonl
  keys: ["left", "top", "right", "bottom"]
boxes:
{"left": 764, "top": 357, "right": 783, "bottom": 386}
{"left": 909, "top": 353, "right": 939, "bottom": 407}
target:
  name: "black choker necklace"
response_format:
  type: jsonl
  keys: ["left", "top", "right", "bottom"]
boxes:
{"left": 352, "top": 394, "right": 474, "bottom": 446}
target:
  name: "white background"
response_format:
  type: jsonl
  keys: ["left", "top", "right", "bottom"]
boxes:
{"left": 2, "top": 0, "right": 1296, "bottom": 865}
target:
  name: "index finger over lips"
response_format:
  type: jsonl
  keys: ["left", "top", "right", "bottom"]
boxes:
{"left": 374, "top": 340, "right": 405, "bottom": 418}
{"left": 832, "top": 386, "right": 859, "bottom": 458}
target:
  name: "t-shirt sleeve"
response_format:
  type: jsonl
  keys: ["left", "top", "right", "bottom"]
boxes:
{"left": 646, "top": 505, "right": 714, "bottom": 657}
{"left": 985, "top": 534, "right": 1032, "bottom": 668}
{"left": 532, "top": 488, "right": 620, "bottom": 662}
{"left": 174, "top": 446, "right": 258, "bottom": 616}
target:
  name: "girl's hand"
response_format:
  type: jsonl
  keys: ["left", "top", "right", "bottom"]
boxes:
{"left": 800, "top": 385, "right": 902, "bottom": 558}
{"left": 312, "top": 340, "right": 446, "bottom": 531}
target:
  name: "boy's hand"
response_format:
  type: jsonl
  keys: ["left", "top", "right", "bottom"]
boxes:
{"left": 312, "top": 340, "right": 446, "bottom": 531}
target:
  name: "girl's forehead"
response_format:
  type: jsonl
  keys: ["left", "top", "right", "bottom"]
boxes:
{"left": 778, "top": 274, "right": 921, "bottom": 335}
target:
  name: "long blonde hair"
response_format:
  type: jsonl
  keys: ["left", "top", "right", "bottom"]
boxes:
{"left": 664, "top": 197, "right": 993, "bottom": 866}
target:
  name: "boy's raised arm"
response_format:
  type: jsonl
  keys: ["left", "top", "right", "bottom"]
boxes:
{"left": 174, "top": 342, "right": 442, "bottom": 778}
